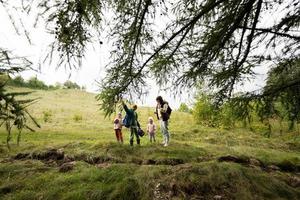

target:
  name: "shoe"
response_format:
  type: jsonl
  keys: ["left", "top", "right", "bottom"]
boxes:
{"left": 163, "top": 143, "right": 168, "bottom": 147}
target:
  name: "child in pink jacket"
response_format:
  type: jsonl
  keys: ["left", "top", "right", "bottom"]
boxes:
{"left": 147, "top": 117, "right": 156, "bottom": 142}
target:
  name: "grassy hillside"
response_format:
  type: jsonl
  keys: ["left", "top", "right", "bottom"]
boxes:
{"left": 0, "top": 87, "right": 299, "bottom": 200}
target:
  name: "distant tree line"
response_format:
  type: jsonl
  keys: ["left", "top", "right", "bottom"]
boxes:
{"left": 8, "top": 75, "right": 86, "bottom": 90}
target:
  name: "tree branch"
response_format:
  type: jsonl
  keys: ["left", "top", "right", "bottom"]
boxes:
{"left": 239, "top": 26, "right": 300, "bottom": 40}
{"left": 229, "top": 0, "right": 263, "bottom": 96}
{"left": 128, "top": 0, "right": 144, "bottom": 76}
{"left": 119, "top": 0, "right": 227, "bottom": 92}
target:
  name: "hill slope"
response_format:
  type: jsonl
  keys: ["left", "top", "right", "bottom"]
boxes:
{"left": 0, "top": 87, "right": 299, "bottom": 200}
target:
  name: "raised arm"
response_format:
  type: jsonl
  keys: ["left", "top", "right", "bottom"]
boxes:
{"left": 122, "top": 100, "right": 130, "bottom": 114}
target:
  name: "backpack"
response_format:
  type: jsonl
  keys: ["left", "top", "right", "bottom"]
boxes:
{"left": 162, "top": 102, "right": 172, "bottom": 121}
{"left": 122, "top": 114, "right": 131, "bottom": 128}
{"left": 166, "top": 104, "right": 172, "bottom": 116}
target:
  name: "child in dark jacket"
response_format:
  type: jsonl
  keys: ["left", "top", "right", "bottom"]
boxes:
{"left": 122, "top": 100, "right": 141, "bottom": 146}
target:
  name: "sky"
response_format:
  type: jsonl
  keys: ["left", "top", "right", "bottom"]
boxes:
{"left": 0, "top": 2, "right": 270, "bottom": 108}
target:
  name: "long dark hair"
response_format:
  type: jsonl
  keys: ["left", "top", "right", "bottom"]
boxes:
{"left": 156, "top": 96, "right": 164, "bottom": 105}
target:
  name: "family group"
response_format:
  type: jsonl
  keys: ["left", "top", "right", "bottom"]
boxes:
{"left": 113, "top": 96, "right": 172, "bottom": 147}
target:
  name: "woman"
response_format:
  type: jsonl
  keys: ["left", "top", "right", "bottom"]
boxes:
{"left": 155, "top": 96, "right": 170, "bottom": 146}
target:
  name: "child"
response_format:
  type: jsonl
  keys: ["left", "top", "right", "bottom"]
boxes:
{"left": 147, "top": 117, "right": 156, "bottom": 142}
{"left": 114, "top": 112, "right": 123, "bottom": 143}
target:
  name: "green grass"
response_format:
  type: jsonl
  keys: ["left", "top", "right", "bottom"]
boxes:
{"left": 0, "top": 87, "right": 300, "bottom": 199}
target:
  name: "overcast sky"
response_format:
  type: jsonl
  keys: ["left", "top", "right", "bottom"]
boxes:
{"left": 0, "top": 3, "right": 269, "bottom": 108}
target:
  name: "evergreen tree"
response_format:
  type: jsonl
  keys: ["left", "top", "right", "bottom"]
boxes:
{"left": 0, "top": 49, "right": 40, "bottom": 148}
{"left": 2, "top": 0, "right": 300, "bottom": 116}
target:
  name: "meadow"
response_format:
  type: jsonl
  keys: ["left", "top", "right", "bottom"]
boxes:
{"left": 0, "top": 88, "right": 299, "bottom": 200}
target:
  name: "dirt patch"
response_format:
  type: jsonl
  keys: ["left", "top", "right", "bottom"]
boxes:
{"left": 59, "top": 161, "right": 76, "bottom": 173}
{"left": 218, "top": 155, "right": 251, "bottom": 165}
{"left": 155, "top": 179, "right": 235, "bottom": 200}
{"left": 218, "top": 155, "right": 300, "bottom": 173}
{"left": 196, "top": 156, "right": 213, "bottom": 163}
{"left": 12, "top": 151, "right": 299, "bottom": 174}
{"left": 96, "top": 163, "right": 112, "bottom": 169}
{"left": 287, "top": 176, "right": 300, "bottom": 188}
{"left": 81, "top": 155, "right": 111, "bottom": 165}
{"left": 276, "top": 160, "right": 300, "bottom": 172}
{"left": 265, "top": 165, "right": 281, "bottom": 172}
{"left": 142, "top": 159, "right": 157, "bottom": 165}
{"left": 0, "top": 185, "right": 13, "bottom": 195}
{"left": 156, "top": 158, "right": 185, "bottom": 166}
{"left": 14, "top": 153, "right": 30, "bottom": 159}
{"left": 14, "top": 149, "right": 64, "bottom": 161}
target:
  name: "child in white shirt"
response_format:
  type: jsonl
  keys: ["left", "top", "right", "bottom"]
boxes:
{"left": 147, "top": 117, "right": 156, "bottom": 142}
{"left": 113, "top": 112, "right": 123, "bottom": 143}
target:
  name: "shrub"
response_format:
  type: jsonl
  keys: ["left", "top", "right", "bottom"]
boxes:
{"left": 178, "top": 103, "right": 191, "bottom": 113}
{"left": 192, "top": 94, "right": 237, "bottom": 128}
{"left": 9, "top": 75, "right": 25, "bottom": 87}
{"left": 192, "top": 94, "right": 219, "bottom": 127}
{"left": 218, "top": 102, "right": 237, "bottom": 129}
{"left": 63, "top": 80, "right": 80, "bottom": 89}
{"left": 42, "top": 110, "right": 52, "bottom": 122}
{"left": 27, "top": 76, "right": 48, "bottom": 89}
{"left": 73, "top": 114, "right": 83, "bottom": 122}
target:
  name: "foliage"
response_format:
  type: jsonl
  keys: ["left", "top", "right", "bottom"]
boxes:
{"left": 33, "top": 0, "right": 102, "bottom": 69}
{"left": 63, "top": 80, "right": 81, "bottom": 89}
{"left": 178, "top": 103, "right": 191, "bottom": 113}
{"left": 27, "top": 76, "right": 48, "bottom": 90}
{"left": 2, "top": 0, "right": 299, "bottom": 116}
{"left": 8, "top": 75, "right": 25, "bottom": 87}
{"left": 0, "top": 49, "right": 40, "bottom": 148}
{"left": 42, "top": 110, "right": 52, "bottom": 123}
{"left": 8, "top": 76, "right": 83, "bottom": 91}
{"left": 94, "top": 0, "right": 300, "bottom": 115}
{"left": 192, "top": 94, "right": 219, "bottom": 127}
{"left": 215, "top": 58, "right": 300, "bottom": 135}
{"left": 73, "top": 114, "right": 83, "bottom": 122}
{"left": 218, "top": 101, "right": 238, "bottom": 129}
{"left": 8, "top": 76, "right": 48, "bottom": 89}
{"left": 261, "top": 58, "right": 300, "bottom": 131}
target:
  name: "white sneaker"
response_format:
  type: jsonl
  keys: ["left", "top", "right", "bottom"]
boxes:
{"left": 163, "top": 143, "right": 168, "bottom": 147}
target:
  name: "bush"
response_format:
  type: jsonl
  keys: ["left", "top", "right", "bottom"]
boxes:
{"left": 64, "top": 80, "right": 80, "bottom": 89}
{"left": 42, "top": 110, "right": 52, "bottom": 122}
{"left": 73, "top": 114, "right": 83, "bottom": 122}
{"left": 192, "top": 94, "right": 238, "bottom": 128}
{"left": 178, "top": 103, "right": 191, "bottom": 113}
{"left": 27, "top": 76, "right": 48, "bottom": 89}
{"left": 9, "top": 75, "right": 25, "bottom": 87}
{"left": 7, "top": 75, "right": 62, "bottom": 90}
{"left": 192, "top": 94, "right": 219, "bottom": 127}
{"left": 0, "top": 74, "right": 9, "bottom": 85}
{"left": 218, "top": 102, "right": 237, "bottom": 129}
